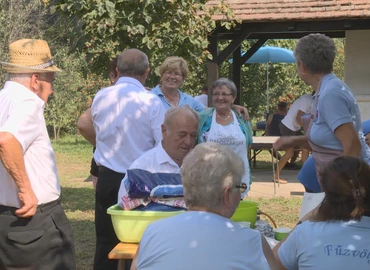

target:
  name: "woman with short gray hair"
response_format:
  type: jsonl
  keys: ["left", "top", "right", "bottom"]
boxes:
{"left": 131, "top": 143, "right": 278, "bottom": 270}
{"left": 181, "top": 141, "right": 244, "bottom": 211}
{"left": 197, "top": 78, "right": 253, "bottom": 198}
{"left": 274, "top": 33, "right": 370, "bottom": 183}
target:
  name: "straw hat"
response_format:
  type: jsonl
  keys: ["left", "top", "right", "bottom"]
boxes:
{"left": 1, "top": 39, "right": 61, "bottom": 73}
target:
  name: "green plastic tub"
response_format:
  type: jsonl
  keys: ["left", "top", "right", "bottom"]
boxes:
{"left": 107, "top": 204, "right": 184, "bottom": 243}
{"left": 230, "top": 200, "right": 258, "bottom": 228}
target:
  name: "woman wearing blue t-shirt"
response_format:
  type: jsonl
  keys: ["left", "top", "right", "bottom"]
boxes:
{"left": 274, "top": 33, "right": 370, "bottom": 183}
{"left": 274, "top": 156, "right": 370, "bottom": 269}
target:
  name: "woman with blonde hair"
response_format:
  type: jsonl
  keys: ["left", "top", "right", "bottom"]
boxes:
{"left": 151, "top": 56, "right": 250, "bottom": 118}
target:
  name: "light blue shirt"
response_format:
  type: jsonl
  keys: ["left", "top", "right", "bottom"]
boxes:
{"left": 137, "top": 211, "right": 270, "bottom": 270}
{"left": 278, "top": 216, "right": 370, "bottom": 270}
{"left": 151, "top": 85, "right": 206, "bottom": 112}
{"left": 363, "top": 120, "right": 370, "bottom": 136}
{"left": 310, "top": 73, "right": 370, "bottom": 162}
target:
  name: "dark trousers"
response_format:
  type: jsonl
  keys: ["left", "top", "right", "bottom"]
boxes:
{"left": 94, "top": 168, "right": 125, "bottom": 270}
{"left": 0, "top": 199, "right": 75, "bottom": 270}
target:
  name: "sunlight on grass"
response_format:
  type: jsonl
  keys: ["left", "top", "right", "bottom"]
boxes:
{"left": 53, "top": 135, "right": 302, "bottom": 269}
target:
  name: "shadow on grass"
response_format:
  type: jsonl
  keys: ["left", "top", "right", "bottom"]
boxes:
{"left": 69, "top": 218, "right": 95, "bottom": 270}
{"left": 61, "top": 186, "right": 95, "bottom": 212}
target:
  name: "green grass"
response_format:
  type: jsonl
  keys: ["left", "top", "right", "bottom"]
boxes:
{"left": 53, "top": 135, "right": 301, "bottom": 270}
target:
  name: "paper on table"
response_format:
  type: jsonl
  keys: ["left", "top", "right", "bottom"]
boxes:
{"left": 299, "top": 192, "right": 325, "bottom": 220}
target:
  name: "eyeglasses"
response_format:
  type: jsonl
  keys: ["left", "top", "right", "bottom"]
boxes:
{"left": 163, "top": 71, "right": 183, "bottom": 78}
{"left": 233, "top": 183, "right": 248, "bottom": 193}
{"left": 212, "top": 93, "right": 233, "bottom": 97}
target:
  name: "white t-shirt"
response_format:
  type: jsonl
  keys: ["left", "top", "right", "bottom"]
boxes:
{"left": 137, "top": 211, "right": 270, "bottom": 270}
{"left": 0, "top": 82, "right": 60, "bottom": 207}
{"left": 281, "top": 94, "right": 313, "bottom": 131}
{"left": 117, "top": 142, "right": 180, "bottom": 205}
{"left": 278, "top": 216, "right": 370, "bottom": 269}
{"left": 92, "top": 77, "right": 165, "bottom": 173}
{"left": 194, "top": 94, "right": 208, "bottom": 106}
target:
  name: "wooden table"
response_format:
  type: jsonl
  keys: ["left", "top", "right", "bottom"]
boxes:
{"left": 250, "top": 127, "right": 265, "bottom": 167}
{"left": 250, "top": 136, "right": 280, "bottom": 194}
{"left": 252, "top": 127, "right": 265, "bottom": 136}
{"left": 108, "top": 243, "right": 139, "bottom": 270}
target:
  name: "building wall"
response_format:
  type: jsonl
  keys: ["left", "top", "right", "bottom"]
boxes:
{"left": 345, "top": 30, "right": 370, "bottom": 121}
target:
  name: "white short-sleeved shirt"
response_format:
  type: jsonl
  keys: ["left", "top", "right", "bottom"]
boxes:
{"left": 194, "top": 94, "right": 208, "bottom": 106}
{"left": 0, "top": 82, "right": 60, "bottom": 207}
{"left": 137, "top": 211, "right": 270, "bottom": 270}
{"left": 281, "top": 94, "right": 313, "bottom": 131}
{"left": 92, "top": 77, "right": 165, "bottom": 173}
{"left": 278, "top": 216, "right": 370, "bottom": 269}
{"left": 117, "top": 142, "right": 180, "bottom": 205}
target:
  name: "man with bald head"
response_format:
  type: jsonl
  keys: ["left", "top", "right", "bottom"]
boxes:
{"left": 91, "top": 48, "right": 165, "bottom": 270}
{"left": 117, "top": 107, "right": 199, "bottom": 207}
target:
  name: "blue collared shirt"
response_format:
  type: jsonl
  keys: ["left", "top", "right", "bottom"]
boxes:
{"left": 151, "top": 85, "right": 206, "bottom": 112}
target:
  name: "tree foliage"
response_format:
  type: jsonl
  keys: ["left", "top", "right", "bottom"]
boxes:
{"left": 0, "top": 1, "right": 346, "bottom": 137}
{"left": 52, "top": 0, "right": 235, "bottom": 89}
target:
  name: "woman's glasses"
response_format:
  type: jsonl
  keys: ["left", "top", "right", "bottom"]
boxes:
{"left": 233, "top": 183, "right": 248, "bottom": 193}
{"left": 163, "top": 71, "right": 183, "bottom": 78}
{"left": 212, "top": 93, "right": 233, "bottom": 97}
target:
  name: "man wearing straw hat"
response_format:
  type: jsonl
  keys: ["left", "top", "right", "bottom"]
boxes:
{"left": 0, "top": 39, "right": 75, "bottom": 269}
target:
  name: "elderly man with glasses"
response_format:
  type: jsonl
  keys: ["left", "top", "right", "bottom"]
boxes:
{"left": 130, "top": 142, "right": 278, "bottom": 270}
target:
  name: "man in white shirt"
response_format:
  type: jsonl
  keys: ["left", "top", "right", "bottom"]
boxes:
{"left": 86, "top": 49, "right": 165, "bottom": 270}
{"left": 275, "top": 94, "right": 313, "bottom": 183}
{"left": 117, "top": 107, "right": 199, "bottom": 207}
{"left": 0, "top": 39, "right": 75, "bottom": 269}
{"left": 194, "top": 85, "right": 208, "bottom": 106}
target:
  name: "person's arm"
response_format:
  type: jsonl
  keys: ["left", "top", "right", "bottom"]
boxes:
{"left": 77, "top": 108, "right": 96, "bottom": 146}
{"left": 0, "top": 132, "right": 38, "bottom": 218}
{"left": 320, "top": 90, "right": 361, "bottom": 157}
{"left": 334, "top": 123, "right": 361, "bottom": 158}
{"left": 130, "top": 244, "right": 140, "bottom": 270}
{"left": 273, "top": 136, "right": 311, "bottom": 151}
{"left": 261, "top": 235, "right": 280, "bottom": 270}
{"left": 232, "top": 104, "right": 250, "bottom": 121}
{"left": 150, "top": 99, "right": 165, "bottom": 145}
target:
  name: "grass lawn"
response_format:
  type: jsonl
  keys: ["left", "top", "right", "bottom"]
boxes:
{"left": 53, "top": 135, "right": 301, "bottom": 270}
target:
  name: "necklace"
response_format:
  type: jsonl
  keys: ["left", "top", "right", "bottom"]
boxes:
{"left": 216, "top": 111, "right": 232, "bottom": 120}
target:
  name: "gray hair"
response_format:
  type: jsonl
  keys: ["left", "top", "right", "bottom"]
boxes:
{"left": 294, "top": 33, "right": 336, "bottom": 74}
{"left": 163, "top": 107, "right": 199, "bottom": 128}
{"left": 6, "top": 72, "right": 52, "bottom": 82}
{"left": 210, "top": 78, "right": 238, "bottom": 97}
{"left": 181, "top": 142, "right": 245, "bottom": 210}
{"left": 7, "top": 73, "right": 32, "bottom": 82}
{"left": 117, "top": 48, "right": 149, "bottom": 76}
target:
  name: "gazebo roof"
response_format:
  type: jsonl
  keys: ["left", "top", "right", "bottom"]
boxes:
{"left": 208, "top": 0, "right": 370, "bottom": 22}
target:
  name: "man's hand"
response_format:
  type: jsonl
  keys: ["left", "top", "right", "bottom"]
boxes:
{"left": 16, "top": 189, "right": 38, "bottom": 218}
{"left": 232, "top": 104, "right": 250, "bottom": 121}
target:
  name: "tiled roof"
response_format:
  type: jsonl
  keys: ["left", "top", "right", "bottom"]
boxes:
{"left": 208, "top": 0, "right": 370, "bottom": 21}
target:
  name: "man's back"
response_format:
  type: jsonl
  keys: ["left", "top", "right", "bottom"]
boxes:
{"left": 194, "top": 94, "right": 208, "bottom": 106}
{"left": 92, "top": 77, "right": 165, "bottom": 173}
{"left": 281, "top": 94, "right": 312, "bottom": 131}
{"left": 137, "top": 211, "right": 270, "bottom": 270}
